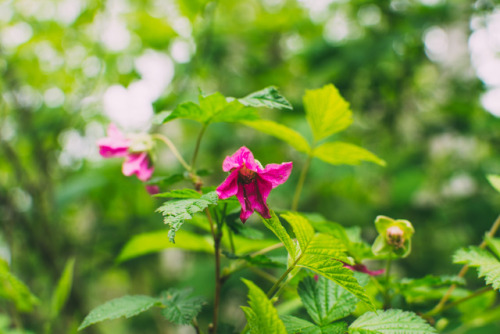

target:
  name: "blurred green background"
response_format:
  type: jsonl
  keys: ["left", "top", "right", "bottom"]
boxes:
{"left": 1, "top": 0, "right": 500, "bottom": 332}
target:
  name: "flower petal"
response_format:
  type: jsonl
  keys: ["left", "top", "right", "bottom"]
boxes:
{"left": 97, "top": 124, "right": 130, "bottom": 158}
{"left": 222, "top": 146, "right": 260, "bottom": 172}
{"left": 236, "top": 183, "right": 254, "bottom": 223}
{"left": 122, "top": 153, "right": 154, "bottom": 181}
{"left": 216, "top": 170, "right": 239, "bottom": 199}
{"left": 259, "top": 162, "right": 293, "bottom": 188}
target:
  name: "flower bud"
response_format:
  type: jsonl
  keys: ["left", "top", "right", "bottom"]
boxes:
{"left": 372, "top": 215, "right": 415, "bottom": 258}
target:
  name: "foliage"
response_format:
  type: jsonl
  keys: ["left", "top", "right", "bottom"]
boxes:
{"left": 2, "top": 0, "right": 500, "bottom": 333}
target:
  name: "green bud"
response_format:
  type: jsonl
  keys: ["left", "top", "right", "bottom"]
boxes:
{"left": 372, "top": 215, "right": 414, "bottom": 258}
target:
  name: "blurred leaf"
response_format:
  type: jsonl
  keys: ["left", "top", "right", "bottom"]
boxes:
{"left": 453, "top": 246, "right": 500, "bottom": 290}
{"left": 223, "top": 251, "right": 284, "bottom": 268}
{"left": 154, "top": 188, "right": 202, "bottom": 199}
{"left": 348, "top": 309, "right": 437, "bottom": 334}
{"left": 146, "top": 174, "right": 186, "bottom": 187}
{"left": 241, "top": 279, "right": 287, "bottom": 334}
{"left": 51, "top": 258, "right": 75, "bottom": 318}
{"left": 242, "top": 119, "right": 310, "bottom": 153}
{"left": 319, "top": 322, "right": 348, "bottom": 334}
{"left": 260, "top": 211, "right": 296, "bottom": 257}
{"left": 238, "top": 86, "right": 292, "bottom": 110}
{"left": 226, "top": 212, "right": 265, "bottom": 239}
{"left": 78, "top": 295, "right": 159, "bottom": 330}
{"left": 298, "top": 276, "right": 358, "bottom": 326}
{"left": 303, "top": 84, "right": 352, "bottom": 142}
{"left": 0, "top": 259, "right": 39, "bottom": 312}
{"left": 231, "top": 236, "right": 282, "bottom": 254}
{"left": 160, "top": 288, "right": 204, "bottom": 325}
{"left": 156, "top": 191, "right": 218, "bottom": 243}
{"left": 487, "top": 174, "right": 500, "bottom": 193}
{"left": 312, "top": 142, "right": 386, "bottom": 167}
{"left": 117, "top": 229, "right": 214, "bottom": 262}
{"left": 128, "top": 12, "right": 176, "bottom": 49}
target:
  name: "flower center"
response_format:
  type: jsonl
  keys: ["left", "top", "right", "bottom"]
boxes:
{"left": 238, "top": 165, "right": 256, "bottom": 184}
{"left": 386, "top": 225, "right": 405, "bottom": 248}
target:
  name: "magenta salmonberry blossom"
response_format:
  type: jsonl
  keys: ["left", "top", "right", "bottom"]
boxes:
{"left": 97, "top": 123, "right": 131, "bottom": 157}
{"left": 98, "top": 123, "right": 155, "bottom": 182}
{"left": 216, "top": 146, "right": 293, "bottom": 223}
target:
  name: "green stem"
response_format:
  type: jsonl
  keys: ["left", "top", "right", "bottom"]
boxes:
{"left": 383, "top": 253, "right": 393, "bottom": 309}
{"left": 206, "top": 208, "right": 222, "bottom": 334}
{"left": 291, "top": 154, "right": 313, "bottom": 211}
{"left": 152, "top": 134, "right": 191, "bottom": 171}
{"left": 191, "top": 124, "right": 208, "bottom": 172}
{"left": 427, "top": 214, "right": 500, "bottom": 316}
{"left": 267, "top": 265, "right": 295, "bottom": 298}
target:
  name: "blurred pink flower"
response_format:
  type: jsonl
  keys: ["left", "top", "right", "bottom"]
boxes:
{"left": 216, "top": 146, "right": 292, "bottom": 223}
{"left": 145, "top": 185, "right": 160, "bottom": 195}
{"left": 97, "top": 124, "right": 131, "bottom": 157}
{"left": 122, "top": 152, "right": 154, "bottom": 181}
{"left": 98, "top": 124, "right": 154, "bottom": 182}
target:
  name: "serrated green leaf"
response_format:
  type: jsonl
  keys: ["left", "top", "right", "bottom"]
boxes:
{"left": 303, "top": 84, "right": 352, "bottom": 142}
{"left": 298, "top": 254, "right": 373, "bottom": 310}
{"left": 298, "top": 276, "right": 358, "bottom": 326}
{"left": 160, "top": 288, "right": 204, "bottom": 325}
{"left": 281, "top": 212, "right": 315, "bottom": 254}
{"left": 260, "top": 211, "right": 296, "bottom": 258}
{"left": 156, "top": 191, "right": 218, "bottom": 243}
{"left": 280, "top": 315, "right": 321, "bottom": 334}
{"left": 163, "top": 93, "right": 258, "bottom": 124}
{"left": 154, "top": 188, "right": 202, "bottom": 199}
{"left": 51, "top": 258, "right": 75, "bottom": 318}
{"left": 0, "top": 259, "right": 39, "bottom": 312}
{"left": 163, "top": 101, "right": 205, "bottom": 123}
{"left": 242, "top": 119, "right": 310, "bottom": 153}
{"left": 453, "top": 246, "right": 500, "bottom": 290}
{"left": 117, "top": 230, "right": 214, "bottom": 263}
{"left": 241, "top": 279, "right": 287, "bottom": 334}
{"left": 78, "top": 295, "right": 159, "bottom": 330}
{"left": 312, "top": 142, "right": 386, "bottom": 167}
{"left": 487, "top": 174, "right": 500, "bottom": 193}
{"left": 348, "top": 309, "right": 437, "bottom": 334}
{"left": 239, "top": 86, "right": 293, "bottom": 110}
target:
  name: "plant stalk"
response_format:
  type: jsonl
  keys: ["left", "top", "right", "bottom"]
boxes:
{"left": 291, "top": 154, "right": 312, "bottom": 211}
{"left": 191, "top": 124, "right": 208, "bottom": 172}
{"left": 206, "top": 208, "right": 222, "bottom": 334}
{"left": 267, "top": 264, "right": 295, "bottom": 298}
{"left": 152, "top": 134, "right": 191, "bottom": 171}
{"left": 383, "top": 253, "right": 393, "bottom": 309}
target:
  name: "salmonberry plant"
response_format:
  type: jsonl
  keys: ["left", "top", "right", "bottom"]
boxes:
{"left": 75, "top": 85, "right": 500, "bottom": 334}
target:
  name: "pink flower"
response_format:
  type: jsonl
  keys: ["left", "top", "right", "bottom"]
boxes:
{"left": 98, "top": 124, "right": 155, "bottom": 182}
{"left": 122, "top": 152, "right": 154, "bottom": 181}
{"left": 97, "top": 124, "right": 131, "bottom": 157}
{"left": 216, "top": 147, "right": 292, "bottom": 223}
